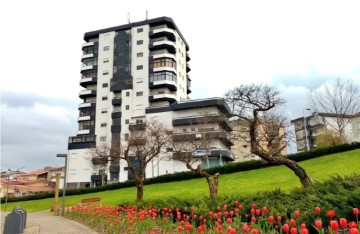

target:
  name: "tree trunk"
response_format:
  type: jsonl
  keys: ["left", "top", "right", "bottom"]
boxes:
{"left": 136, "top": 181, "right": 144, "bottom": 201}
{"left": 205, "top": 173, "right": 220, "bottom": 198}
{"left": 261, "top": 155, "right": 313, "bottom": 187}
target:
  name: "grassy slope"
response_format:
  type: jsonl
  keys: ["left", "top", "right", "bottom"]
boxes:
{"left": 3, "top": 149, "right": 360, "bottom": 212}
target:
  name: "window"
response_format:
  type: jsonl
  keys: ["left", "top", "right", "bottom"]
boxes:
{"left": 102, "top": 96, "right": 108, "bottom": 101}
{"left": 137, "top": 40, "right": 143, "bottom": 45}
{"left": 150, "top": 58, "right": 176, "bottom": 69}
{"left": 166, "top": 148, "right": 173, "bottom": 152}
{"left": 101, "top": 123, "right": 107, "bottom": 127}
{"left": 125, "top": 119, "right": 129, "bottom": 124}
{"left": 183, "top": 128, "right": 187, "bottom": 132}
{"left": 136, "top": 119, "right": 143, "bottom": 124}
{"left": 191, "top": 128, "right": 195, "bottom": 132}
{"left": 149, "top": 71, "right": 177, "bottom": 82}
{"left": 137, "top": 28, "right": 143, "bottom": 33}
{"left": 136, "top": 92, "right": 143, "bottom": 96}
{"left": 100, "top": 136, "right": 106, "bottom": 141}
{"left": 125, "top": 133, "right": 129, "bottom": 141}
{"left": 103, "top": 59, "right": 109, "bottom": 63}
{"left": 101, "top": 109, "right": 107, "bottom": 114}
{"left": 137, "top": 52, "right": 143, "bottom": 57}
{"left": 103, "top": 46, "right": 110, "bottom": 51}
{"left": 102, "top": 83, "right": 108, "bottom": 88}
{"left": 126, "top": 92, "right": 130, "bottom": 97}
{"left": 137, "top": 65, "right": 143, "bottom": 70}
{"left": 126, "top": 105, "right": 130, "bottom": 110}
{"left": 103, "top": 71, "right": 109, "bottom": 75}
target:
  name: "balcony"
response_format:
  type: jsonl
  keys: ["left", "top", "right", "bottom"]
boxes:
{"left": 186, "top": 78, "right": 191, "bottom": 94}
{"left": 149, "top": 27, "right": 176, "bottom": 41}
{"left": 151, "top": 52, "right": 176, "bottom": 61}
{"left": 81, "top": 53, "right": 94, "bottom": 60}
{"left": 111, "top": 111, "right": 122, "bottom": 118}
{"left": 81, "top": 65, "right": 93, "bottom": 71}
{"left": 173, "top": 98, "right": 231, "bottom": 117}
{"left": 68, "top": 135, "right": 96, "bottom": 150}
{"left": 186, "top": 63, "right": 191, "bottom": 72}
{"left": 149, "top": 93, "right": 177, "bottom": 104}
{"left": 129, "top": 123, "right": 146, "bottom": 131}
{"left": 78, "top": 102, "right": 95, "bottom": 109}
{"left": 78, "top": 116, "right": 91, "bottom": 121}
{"left": 173, "top": 131, "right": 234, "bottom": 146}
{"left": 186, "top": 52, "right": 191, "bottom": 62}
{"left": 112, "top": 98, "right": 122, "bottom": 106}
{"left": 172, "top": 115, "right": 232, "bottom": 131}
{"left": 79, "top": 90, "right": 96, "bottom": 99}
{"left": 149, "top": 41, "right": 176, "bottom": 54}
{"left": 153, "top": 66, "right": 177, "bottom": 74}
{"left": 91, "top": 175, "right": 107, "bottom": 181}
{"left": 149, "top": 80, "right": 177, "bottom": 91}
{"left": 129, "top": 137, "right": 146, "bottom": 145}
{"left": 173, "top": 149, "right": 234, "bottom": 162}
{"left": 77, "top": 129, "right": 90, "bottom": 135}
{"left": 80, "top": 77, "right": 97, "bottom": 87}
{"left": 82, "top": 41, "right": 94, "bottom": 48}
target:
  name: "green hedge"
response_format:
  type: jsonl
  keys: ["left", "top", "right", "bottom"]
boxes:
{"left": 2, "top": 142, "right": 359, "bottom": 203}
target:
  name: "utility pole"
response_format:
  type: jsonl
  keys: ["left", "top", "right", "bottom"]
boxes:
{"left": 303, "top": 108, "right": 311, "bottom": 151}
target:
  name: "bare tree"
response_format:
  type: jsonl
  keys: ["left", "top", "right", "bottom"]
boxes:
{"left": 89, "top": 120, "right": 172, "bottom": 201}
{"left": 172, "top": 113, "right": 233, "bottom": 198}
{"left": 225, "top": 84, "right": 313, "bottom": 187}
{"left": 308, "top": 78, "right": 360, "bottom": 140}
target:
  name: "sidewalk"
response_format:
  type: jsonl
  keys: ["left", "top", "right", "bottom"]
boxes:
{"left": 2, "top": 211, "right": 99, "bottom": 234}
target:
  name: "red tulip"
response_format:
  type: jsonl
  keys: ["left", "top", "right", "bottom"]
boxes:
{"left": 277, "top": 216, "right": 282, "bottom": 222}
{"left": 294, "top": 211, "right": 300, "bottom": 218}
{"left": 350, "top": 228, "right": 359, "bottom": 234}
{"left": 185, "top": 224, "right": 192, "bottom": 231}
{"left": 234, "top": 200, "right": 239, "bottom": 206}
{"left": 251, "top": 209, "right": 255, "bottom": 215}
{"left": 348, "top": 221, "right": 358, "bottom": 228}
{"left": 252, "top": 229, "right": 260, "bottom": 234}
{"left": 353, "top": 208, "right": 359, "bottom": 216}
{"left": 263, "top": 207, "right": 268, "bottom": 214}
{"left": 300, "top": 223, "right": 306, "bottom": 229}
{"left": 290, "top": 219, "right": 296, "bottom": 227}
{"left": 177, "top": 226, "right": 183, "bottom": 232}
{"left": 268, "top": 215, "right": 274, "bottom": 223}
{"left": 315, "top": 207, "right": 321, "bottom": 214}
{"left": 255, "top": 209, "right": 261, "bottom": 216}
{"left": 251, "top": 217, "right": 256, "bottom": 223}
{"left": 330, "top": 220, "right": 339, "bottom": 231}
{"left": 226, "top": 218, "right": 232, "bottom": 224}
{"left": 251, "top": 203, "right": 257, "bottom": 209}
{"left": 283, "top": 224, "right": 290, "bottom": 233}
{"left": 301, "top": 229, "right": 309, "bottom": 234}
{"left": 242, "top": 224, "right": 250, "bottom": 233}
{"left": 327, "top": 210, "right": 335, "bottom": 218}
{"left": 315, "top": 220, "right": 322, "bottom": 229}
{"left": 339, "top": 218, "right": 347, "bottom": 227}
{"left": 229, "top": 211, "right": 234, "bottom": 217}
{"left": 290, "top": 227, "right": 298, "bottom": 234}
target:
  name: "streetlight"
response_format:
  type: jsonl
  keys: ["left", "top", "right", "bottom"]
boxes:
{"left": 303, "top": 108, "right": 311, "bottom": 151}
{"left": 56, "top": 154, "right": 68, "bottom": 216}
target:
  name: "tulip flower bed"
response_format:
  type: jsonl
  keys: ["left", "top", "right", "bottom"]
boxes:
{"left": 65, "top": 202, "right": 359, "bottom": 234}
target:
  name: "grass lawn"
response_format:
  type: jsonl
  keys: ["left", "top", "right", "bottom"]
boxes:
{"left": 2, "top": 149, "right": 359, "bottom": 212}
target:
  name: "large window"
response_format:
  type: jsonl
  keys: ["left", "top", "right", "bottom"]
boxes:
{"left": 82, "top": 71, "right": 97, "bottom": 78}
{"left": 150, "top": 58, "right": 176, "bottom": 69}
{"left": 79, "top": 120, "right": 95, "bottom": 130}
{"left": 149, "top": 71, "right": 177, "bottom": 82}
{"left": 82, "top": 58, "right": 98, "bottom": 66}
{"left": 79, "top": 110, "right": 95, "bottom": 117}
{"left": 82, "top": 45, "right": 98, "bottom": 55}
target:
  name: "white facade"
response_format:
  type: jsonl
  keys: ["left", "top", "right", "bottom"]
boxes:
{"left": 67, "top": 17, "right": 232, "bottom": 188}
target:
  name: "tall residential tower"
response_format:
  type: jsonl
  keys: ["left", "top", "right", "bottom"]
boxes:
{"left": 67, "top": 17, "right": 233, "bottom": 189}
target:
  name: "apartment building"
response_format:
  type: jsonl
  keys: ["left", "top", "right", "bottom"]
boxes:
{"left": 67, "top": 17, "right": 233, "bottom": 189}
{"left": 291, "top": 112, "right": 355, "bottom": 152}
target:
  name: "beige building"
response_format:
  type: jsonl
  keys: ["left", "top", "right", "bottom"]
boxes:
{"left": 230, "top": 119, "right": 287, "bottom": 162}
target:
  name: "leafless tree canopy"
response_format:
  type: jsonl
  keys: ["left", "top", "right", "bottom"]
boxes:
{"left": 225, "top": 84, "right": 313, "bottom": 187}
{"left": 308, "top": 78, "right": 360, "bottom": 137}
{"left": 89, "top": 120, "right": 172, "bottom": 201}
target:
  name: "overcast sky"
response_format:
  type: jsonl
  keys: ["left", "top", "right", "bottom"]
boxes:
{"left": 1, "top": 0, "right": 360, "bottom": 172}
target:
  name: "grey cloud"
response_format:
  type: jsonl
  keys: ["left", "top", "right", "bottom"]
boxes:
{"left": 1, "top": 91, "right": 78, "bottom": 171}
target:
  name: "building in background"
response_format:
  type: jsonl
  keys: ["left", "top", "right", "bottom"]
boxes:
{"left": 291, "top": 112, "right": 355, "bottom": 152}
{"left": 67, "top": 17, "right": 233, "bottom": 189}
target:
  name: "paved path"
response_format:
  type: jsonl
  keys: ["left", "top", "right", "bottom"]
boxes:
{"left": 2, "top": 211, "right": 99, "bottom": 234}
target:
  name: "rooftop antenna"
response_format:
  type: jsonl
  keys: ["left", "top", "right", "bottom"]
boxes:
{"left": 146, "top": 10, "right": 148, "bottom": 20}
{"left": 127, "top": 12, "right": 130, "bottom": 23}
